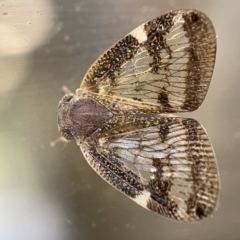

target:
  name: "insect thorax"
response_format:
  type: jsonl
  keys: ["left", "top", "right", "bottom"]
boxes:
{"left": 57, "top": 94, "right": 111, "bottom": 139}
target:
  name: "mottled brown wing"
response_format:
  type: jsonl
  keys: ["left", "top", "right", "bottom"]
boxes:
{"left": 79, "top": 9, "right": 216, "bottom": 113}
{"left": 78, "top": 117, "right": 219, "bottom": 222}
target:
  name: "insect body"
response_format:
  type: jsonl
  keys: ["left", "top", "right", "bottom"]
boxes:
{"left": 57, "top": 9, "right": 219, "bottom": 222}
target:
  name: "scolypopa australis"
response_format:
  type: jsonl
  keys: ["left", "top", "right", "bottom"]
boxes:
{"left": 56, "top": 9, "right": 219, "bottom": 222}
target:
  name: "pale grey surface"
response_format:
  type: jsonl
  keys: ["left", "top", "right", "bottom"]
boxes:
{"left": 0, "top": 0, "right": 239, "bottom": 239}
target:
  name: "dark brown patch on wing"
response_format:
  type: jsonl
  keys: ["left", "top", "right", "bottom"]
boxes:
{"left": 157, "top": 88, "right": 172, "bottom": 109}
{"left": 143, "top": 12, "right": 174, "bottom": 74}
{"left": 146, "top": 197, "right": 179, "bottom": 220}
{"left": 159, "top": 120, "right": 170, "bottom": 141}
{"left": 84, "top": 35, "right": 140, "bottom": 91}
{"left": 181, "top": 118, "right": 218, "bottom": 219}
{"left": 180, "top": 10, "right": 216, "bottom": 111}
{"left": 146, "top": 119, "right": 179, "bottom": 218}
{"left": 144, "top": 12, "right": 174, "bottom": 41}
{"left": 190, "top": 12, "right": 200, "bottom": 22}
{"left": 147, "top": 179, "right": 171, "bottom": 207}
{"left": 86, "top": 149, "right": 145, "bottom": 198}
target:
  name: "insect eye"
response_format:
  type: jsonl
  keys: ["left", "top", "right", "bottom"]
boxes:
{"left": 61, "top": 128, "right": 74, "bottom": 140}
{"left": 63, "top": 94, "right": 73, "bottom": 102}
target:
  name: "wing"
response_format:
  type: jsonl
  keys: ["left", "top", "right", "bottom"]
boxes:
{"left": 78, "top": 117, "right": 219, "bottom": 222}
{"left": 79, "top": 9, "right": 216, "bottom": 113}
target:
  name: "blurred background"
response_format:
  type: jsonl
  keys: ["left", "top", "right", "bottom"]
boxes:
{"left": 0, "top": 0, "right": 239, "bottom": 239}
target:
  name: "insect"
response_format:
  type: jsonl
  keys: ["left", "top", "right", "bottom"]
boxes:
{"left": 57, "top": 9, "right": 219, "bottom": 222}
